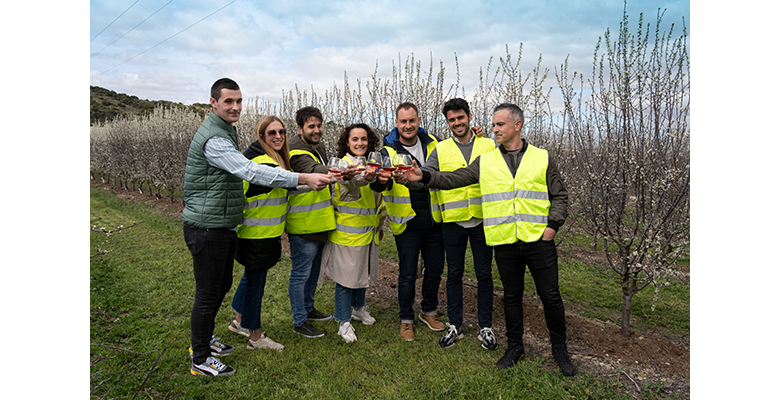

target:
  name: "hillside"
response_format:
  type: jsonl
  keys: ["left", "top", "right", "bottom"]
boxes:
{"left": 90, "top": 86, "right": 210, "bottom": 126}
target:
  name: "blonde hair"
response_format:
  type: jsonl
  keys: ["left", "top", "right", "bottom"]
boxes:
{"left": 254, "top": 116, "right": 291, "bottom": 171}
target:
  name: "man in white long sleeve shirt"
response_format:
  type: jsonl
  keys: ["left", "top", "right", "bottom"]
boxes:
{"left": 184, "top": 78, "right": 330, "bottom": 377}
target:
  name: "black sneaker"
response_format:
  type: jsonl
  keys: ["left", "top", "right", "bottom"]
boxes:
{"left": 294, "top": 321, "right": 325, "bottom": 338}
{"left": 306, "top": 308, "right": 333, "bottom": 322}
{"left": 438, "top": 324, "right": 464, "bottom": 348}
{"left": 190, "top": 356, "right": 236, "bottom": 376}
{"left": 496, "top": 344, "right": 525, "bottom": 370}
{"left": 552, "top": 344, "right": 576, "bottom": 376}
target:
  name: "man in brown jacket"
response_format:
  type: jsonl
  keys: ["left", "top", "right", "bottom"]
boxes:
{"left": 285, "top": 106, "right": 335, "bottom": 339}
{"left": 400, "top": 103, "right": 576, "bottom": 376}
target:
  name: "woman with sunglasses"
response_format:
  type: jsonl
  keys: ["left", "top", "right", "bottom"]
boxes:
{"left": 319, "top": 123, "right": 388, "bottom": 343}
{"left": 228, "top": 116, "right": 292, "bottom": 351}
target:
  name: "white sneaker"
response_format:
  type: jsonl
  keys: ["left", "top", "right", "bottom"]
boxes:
{"left": 351, "top": 305, "right": 376, "bottom": 325}
{"left": 228, "top": 319, "right": 250, "bottom": 337}
{"left": 338, "top": 321, "right": 358, "bottom": 343}
{"left": 246, "top": 332, "right": 284, "bottom": 351}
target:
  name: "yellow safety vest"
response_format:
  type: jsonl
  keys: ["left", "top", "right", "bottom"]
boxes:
{"left": 479, "top": 145, "right": 550, "bottom": 245}
{"left": 381, "top": 136, "right": 439, "bottom": 234}
{"left": 327, "top": 155, "right": 382, "bottom": 247}
{"left": 237, "top": 154, "right": 288, "bottom": 239}
{"left": 285, "top": 149, "right": 336, "bottom": 235}
{"left": 434, "top": 136, "right": 496, "bottom": 223}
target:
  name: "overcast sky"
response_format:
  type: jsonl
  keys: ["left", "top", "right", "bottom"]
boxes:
{"left": 89, "top": 0, "right": 690, "bottom": 106}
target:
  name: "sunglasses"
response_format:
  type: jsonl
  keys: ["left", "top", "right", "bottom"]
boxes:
{"left": 266, "top": 128, "right": 287, "bottom": 137}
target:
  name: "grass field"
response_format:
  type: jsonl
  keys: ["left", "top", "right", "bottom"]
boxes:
{"left": 90, "top": 185, "right": 687, "bottom": 399}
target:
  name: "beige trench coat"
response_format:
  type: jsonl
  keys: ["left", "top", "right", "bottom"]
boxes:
{"left": 319, "top": 170, "right": 386, "bottom": 289}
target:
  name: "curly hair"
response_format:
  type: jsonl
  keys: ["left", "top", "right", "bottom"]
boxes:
{"left": 336, "top": 123, "right": 380, "bottom": 159}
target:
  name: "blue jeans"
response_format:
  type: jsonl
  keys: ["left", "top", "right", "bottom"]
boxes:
{"left": 231, "top": 267, "right": 269, "bottom": 331}
{"left": 183, "top": 223, "right": 236, "bottom": 365}
{"left": 443, "top": 222, "right": 494, "bottom": 328}
{"left": 287, "top": 234, "right": 324, "bottom": 326}
{"left": 394, "top": 224, "right": 444, "bottom": 322}
{"left": 495, "top": 239, "right": 567, "bottom": 346}
{"left": 334, "top": 284, "right": 367, "bottom": 322}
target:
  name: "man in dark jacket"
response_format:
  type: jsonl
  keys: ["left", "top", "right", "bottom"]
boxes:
{"left": 373, "top": 102, "right": 446, "bottom": 341}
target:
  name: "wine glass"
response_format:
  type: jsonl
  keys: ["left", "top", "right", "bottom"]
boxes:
{"left": 354, "top": 156, "right": 367, "bottom": 176}
{"left": 397, "top": 154, "right": 413, "bottom": 172}
{"left": 367, "top": 152, "right": 382, "bottom": 168}
{"left": 328, "top": 157, "right": 343, "bottom": 182}
{"left": 397, "top": 154, "right": 413, "bottom": 174}
{"left": 382, "top": 156, "right": 395, "bottom": 173}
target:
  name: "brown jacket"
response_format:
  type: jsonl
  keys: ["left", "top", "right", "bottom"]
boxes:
{"left": 287, "top": 134, "right": 332, "bottom": 241}
{"left": 421, "top": 139, "right": 568, "bottom": 231}
{"left": 288, "top": 135, "right": 330, "bottom": 174}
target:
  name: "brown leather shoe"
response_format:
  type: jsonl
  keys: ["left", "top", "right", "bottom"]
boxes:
{"left": 400, "top": 323, "right": 415, "bottom": 341}
{"left": 418, "top": 313, "right": 446, "bottom": 331}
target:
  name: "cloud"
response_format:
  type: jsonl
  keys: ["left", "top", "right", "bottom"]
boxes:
{"left": 89, "top": 0, "right": 690, "bottom": 106}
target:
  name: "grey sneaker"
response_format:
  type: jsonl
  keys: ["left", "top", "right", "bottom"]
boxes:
{"left": 293, "top": 321, "right": 325, "bottom": 338}
{"left": 228, "top": 319, "right": 250, "bottom": 337}
{"left": 247, "top": 333, "right": 284, "bottom": 351}
{"left": 351, "top": 305, "right": 376, "bottom": 325}
{"left": 478, "top": 327, "right": 498, "bottom": 350}
{"left": 307, "top": 308, "right": 333, "bottom": 322}
{"left": 188, "top": 336, "right": 234, "bottom": 358}
{"left": 190, "top": 356, "right": 236, "bottom": 376}
{"left": 438, "top": 324, "right": 464, "bottom": 348}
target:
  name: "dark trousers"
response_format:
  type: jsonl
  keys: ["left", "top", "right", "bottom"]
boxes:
{"left": 183, "top": 223, "right": 237, "bottom": 364}
{"left": 394, "top": 223, "right": 444, "bottom": 321}
{"left": 494, "top": 239, "right": 567, "bottom": 347}
{"left": 443, "top": 222, "right": 494, "bottom": 328}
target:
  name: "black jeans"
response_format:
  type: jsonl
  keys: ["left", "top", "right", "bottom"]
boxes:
{"left": 442, "top": 222, "right": 494, "bottom": 328}
{"left": 183, "top": 223, "right": 237, "bottom": 364}
{"left": 394, "top": 223, "right": 444, "bottom": 321}
{"left": 494, "top": 239, "right": 567, "bottom": 346}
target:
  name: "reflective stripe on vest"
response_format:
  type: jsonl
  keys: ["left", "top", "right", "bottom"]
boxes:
{"left": 328, "top": 155, "right": 381, "bottom": 246}
{"left": 423, "top": 138, "right": 442, "bottom": 223}
{"left": 381, "top": 147, "right": 415, "bottom": 234}
{"left": 285, "top": 149, "right": 336, "bottom": 234}
{"left": 479, "top": 145, "right": 550, "bottom": 246}
{"left": 435, "top": 136, "right": 496, "bottom": 222}
{"left": 237, "top": 154, "right": 288, "bottom": 239}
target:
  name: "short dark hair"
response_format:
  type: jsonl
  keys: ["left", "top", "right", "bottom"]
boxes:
{"left": 395, "top": 102, "right": 419, "bottom": 118}
{"left": 493, "top": 103, "right": 524, "bottom": 126}
{"left": 295, "top": 106, "right": 323, "bottom": 129}
{"left": 210, "top": 78, "right": 239, "bottom": 101}
{"left": 336, "top": 123, "right": 380, "bottom": 158}
{"left": 442, "top": 98, "right": 471, "bottom": 118}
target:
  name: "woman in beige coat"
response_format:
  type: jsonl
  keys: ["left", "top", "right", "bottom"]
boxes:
{"left": 320, "top": 123, "right": 388, "bottom": 343}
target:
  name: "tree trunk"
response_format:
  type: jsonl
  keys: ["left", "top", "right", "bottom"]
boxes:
{"left": 621, "top": 281, "right": 633, "bottom": 337}
{"left": 618, "top": 250, "right": 634, "bottom": 337}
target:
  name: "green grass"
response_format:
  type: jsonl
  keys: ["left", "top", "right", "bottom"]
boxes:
{"left": 90, "top": 186, "right": 685, "bottom": 399}
{"left": 558, "top": 257, "right": 689, "bottom": 339}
